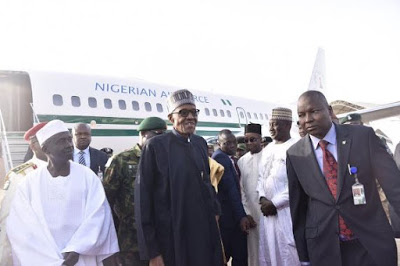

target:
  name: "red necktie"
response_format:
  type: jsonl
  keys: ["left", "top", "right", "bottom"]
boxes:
{"left": 319, "top": 140, "right": 353, "bottom": 240}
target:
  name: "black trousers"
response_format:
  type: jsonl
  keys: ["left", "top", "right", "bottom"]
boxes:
{"left": 340, "top": 239, "right": 377, "bottom": 266}
{"left": 220, "top": 226, "right": 248, "bottom": 266}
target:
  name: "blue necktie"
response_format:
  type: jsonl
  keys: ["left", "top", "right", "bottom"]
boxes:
{"left": 78, "top": 151, "right": 86, "bottom": 166}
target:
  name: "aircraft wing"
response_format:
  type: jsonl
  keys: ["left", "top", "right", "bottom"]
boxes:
{"left": 336, "top": 101, "right": 400, "bottom": 123}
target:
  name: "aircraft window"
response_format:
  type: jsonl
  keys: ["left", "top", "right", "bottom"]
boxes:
{"left": 260, "top": 113, "right": 264, "bottom": 120}
{"left": 212, "top": 109, "right": 218, "bottom": 116}
{"left": 132, "top": 101, "right": 139, "bottom": 111}
{"left": 205, "top": 108, "right": 210, "bottom": 116}
{"left": 247, "top": 112, "right": 252, "bottom": 119}
{"left": 240, "top": 112, "right": 244, "bottom": 119}
{"left": 220, "top": 110, "right": 225, "bottom": 117}
{"left": 104, "top": 99, "right": 112, "bottom": 109}
{"left": 145, "top": 102, "right": 152, "bottom": 112}
{"left": 119, "top": 100, "right": 126, "bottom": 110}
{"left": 53, "top": 94, "right": 63, "bottom": 106}
{"left": 254, "top": 113, "right": 258, "bottom": 119}
{"left": 156, "top": 103, "right": 163, "bottom": 113}
{"left": 71, "top": 96, "right": 81, "bottom": 107}
{"left": 227, "top": 110, "right": 231, "bottom": 117}
{"left": 88, "top": 97, "right": 97, "bottom": 108}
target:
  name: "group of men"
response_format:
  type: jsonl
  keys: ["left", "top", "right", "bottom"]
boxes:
{"left": 0, "top": 88, "right": 400, "bottom": 266}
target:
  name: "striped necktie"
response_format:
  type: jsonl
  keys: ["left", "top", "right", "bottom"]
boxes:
{"left": 78, "top": 150, "right": 86, "bottom": 166}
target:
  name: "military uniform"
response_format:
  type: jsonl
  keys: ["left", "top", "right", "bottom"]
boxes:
{"left": 103, "top": 144, "right": 147, "bottom": 266}
{"left": 0, "top": 157, "right": 47, "bottom": 266}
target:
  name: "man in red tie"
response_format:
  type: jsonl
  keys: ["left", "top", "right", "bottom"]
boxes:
{"left": 287, "top": 90, "right": 400, "bottom": 266}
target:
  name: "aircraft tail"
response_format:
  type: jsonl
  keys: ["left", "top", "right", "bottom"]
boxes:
{"left": 308, "top": 48, "right": 326, "bottom": 91}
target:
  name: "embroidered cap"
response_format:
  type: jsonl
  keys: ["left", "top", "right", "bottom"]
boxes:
{"left": 36, "top": 120, "right": 69, "bottom": 147}
{"left": 271, "top": 107, "right": 293, "bottom": 122}
{"left": 24, "top": 122, "right": 48, "bottom": 141}
{"left": 167, "top": 89, "right": 196, "bottom": 114}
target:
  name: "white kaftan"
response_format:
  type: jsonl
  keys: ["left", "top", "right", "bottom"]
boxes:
{"left": 257, "top": 138, "right": 300, "bottom": 266}
{"left": 6, "top": 162, "right": 119, "bottom": 266}
{"left": 238, "top": 151, "right": 263, "bottom": 266}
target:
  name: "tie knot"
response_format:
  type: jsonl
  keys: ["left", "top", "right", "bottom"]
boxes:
{"left": 319, "top": 140, "right": 329, "bottom": 149}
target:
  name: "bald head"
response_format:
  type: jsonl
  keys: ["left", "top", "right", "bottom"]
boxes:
{"left": 297, "top": 90, "right": 333, "bottom": 139}
{"left": 298, "top": 90, "right": 330, "bottom": 108}
{"left": 73, "top": 123, "right": 92, "bottom": 150}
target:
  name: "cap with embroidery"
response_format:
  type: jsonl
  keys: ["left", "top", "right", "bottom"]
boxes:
{"left": 271, "top": 107, "right": 293, "bottom": 122}
{"left": 167, "top": 89, "right": 196, "bottom": 114}
{"left": 138, "top": 117, "right": 167, "bottom": 131}
{"left": 36, "top": 120, "right": 69, "bottom": 147}
{"left": 24, "top": 122, "right": 48, "bottom": 141}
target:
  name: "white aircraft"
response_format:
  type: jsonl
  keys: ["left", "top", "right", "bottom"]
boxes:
{"left": 1, "top": 48, "right": 399, "bottom": 171}
{"left": 0, "top": 70, "right": 286, "bottom": 170}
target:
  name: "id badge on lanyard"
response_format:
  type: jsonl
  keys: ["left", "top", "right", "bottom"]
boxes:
{"left": 348, "top": 164, "right": 366, "bottom": 205}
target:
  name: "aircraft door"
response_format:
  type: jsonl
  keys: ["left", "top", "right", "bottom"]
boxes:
{"left": 236, "top": 107, "right": 248, "bottom": 128}
{"left": 0, "top": 71, "right": 33, "bottom": 131}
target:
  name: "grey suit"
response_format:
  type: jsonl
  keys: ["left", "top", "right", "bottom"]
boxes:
{"left": 287, "top": 123, "right": 400, "bottom": 266}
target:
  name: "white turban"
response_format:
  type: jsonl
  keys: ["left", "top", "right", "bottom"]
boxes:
{"left": 36, "top": 120, "right": 69, "bottom": 147}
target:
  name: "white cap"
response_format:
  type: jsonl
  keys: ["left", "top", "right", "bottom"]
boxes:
{"left": 36, "top": 120, "right": 69, "bottom": 147}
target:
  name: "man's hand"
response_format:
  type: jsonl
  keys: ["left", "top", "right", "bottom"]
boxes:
{"left": 240, "top": 216, "right": 251, "bottom": 234}
{"left": 62, "top": 252, "right": 79, "bottom": 266}
{"left": 247, "top": 215, "right": 257, "bottom": 228}
{"left": 150, "top": 255, "right": 165, "bottom": 266}
{"left": 260, "top": 197, "right": 277, "bottom": 217}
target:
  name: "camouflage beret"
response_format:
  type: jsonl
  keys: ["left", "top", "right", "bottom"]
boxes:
{"left": 138, "top": 117, "right": 167, "bottom": 132}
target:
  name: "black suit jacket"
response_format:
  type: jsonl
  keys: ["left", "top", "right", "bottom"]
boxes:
{"left": 212, "top": 149, "right": 246, "bottom": 229}
{"left": 89, "top": 147, "right": 108, "bottom": 174}
{"left": 287, "top": 123, "right": 400, "bottom": 266}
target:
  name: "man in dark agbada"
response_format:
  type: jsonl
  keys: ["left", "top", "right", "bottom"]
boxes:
{"left": 135, "top": 89, "right": 224, "bottom": 266}
{"left": 103, "top": 116, "right": 167, "bottom": 266}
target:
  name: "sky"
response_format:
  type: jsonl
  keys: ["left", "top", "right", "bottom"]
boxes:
{"left": 0, "top": 0, "right": 399, "bottom": 105}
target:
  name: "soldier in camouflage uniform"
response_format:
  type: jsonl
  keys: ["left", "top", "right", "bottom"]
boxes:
{"left": 103, "top": 117, "right": 167, "bottom": 266}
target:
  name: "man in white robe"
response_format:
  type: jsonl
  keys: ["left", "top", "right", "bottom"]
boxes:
{"left": 238, "top": 123, "right": 263, "bottom": 266}
{"left": 6, "top": 120, "right": 119, "bottom": 266}
{"left": 257, "top": 108, "right": 300, "bottom": 266}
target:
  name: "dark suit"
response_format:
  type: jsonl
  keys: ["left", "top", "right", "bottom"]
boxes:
{"left": 287, "top": 123, "right": 400, "bottom": 266}
{"left": 212, "top": 149, "right": 247, "bottom": 266}
{"left": 88, "top": 147, "right": 108, "bottom": 174}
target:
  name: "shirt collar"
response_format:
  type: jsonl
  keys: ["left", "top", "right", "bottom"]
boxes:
{"left": 172, "top": 128, "right": 191, "bottom": 142}
{"left": 309, "top": 123, "right": 336, "bottom": 150}
{"left": 74, "top": 146, "right": 89, "bottom": 155}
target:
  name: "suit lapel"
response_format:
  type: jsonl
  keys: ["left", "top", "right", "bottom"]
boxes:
{"left": 303, "top": 136, "right": 334, "bottom": 200}
{"left": 335, "top": 124, "right": 351, "bottom": 202}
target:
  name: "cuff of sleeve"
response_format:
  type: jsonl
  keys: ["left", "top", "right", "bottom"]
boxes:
{"left": 271, "top": 195, "right": 288, "bottom": 210}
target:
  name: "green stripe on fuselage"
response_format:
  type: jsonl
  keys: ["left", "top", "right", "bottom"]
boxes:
{"left": 37, "top": 114, "right": 241, "bottom": 128}
{"left": 90, "top": 129, "right": 240, "bottom": 137}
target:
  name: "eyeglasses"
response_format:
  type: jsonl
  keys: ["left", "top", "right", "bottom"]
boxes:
{"left": 244, "top": 137, "right": 259, "bottom": 143}
{"left": 171, "top": 109, "right": 200, "bottom": 117}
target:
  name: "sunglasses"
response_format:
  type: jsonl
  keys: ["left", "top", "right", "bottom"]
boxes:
{"left": 171, "top": 109, "right": 200, "bottom": 117}
{"left": 244, "top": 137, "right": 259, "bottom": 143}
